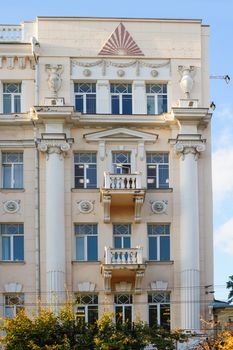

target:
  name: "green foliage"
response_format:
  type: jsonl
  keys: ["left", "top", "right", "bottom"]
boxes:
{"left": 0, "top": 306, "right": 187, "bottom": 350}
{"left": 226, "top": 275, "right": 233, "bottom": 303}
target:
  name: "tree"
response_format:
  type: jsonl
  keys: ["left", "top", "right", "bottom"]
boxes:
{"left": 226, "top": 275, "right": 233, "bottom": 303}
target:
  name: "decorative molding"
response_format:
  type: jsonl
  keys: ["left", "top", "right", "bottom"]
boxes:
{"left": 38, "top": 137, "right": 73, "bottom": 158}
{"left": 151, "top": 69, "right": 158, "bottom": 77}
{"left": 150, "top": 280, "right": 168, "bottom": 291}
{"left": 99, "top": 141, "right": 106, "bottom": 160}
{"left": 178, "top": 65, "right": 196, "bottom": 98}
{"left": 4, "top": 282, "right": 23, "bottom": 293}
{"left": 45, "top": 64, "right": 63, "bottom": 98}
{"left": 77, "top": 281, "right": 95, "bottom": 292}
{"left": 98, "top": 23, "right": 144, "bottom": 56}
{"left": 3, "top": 200, "right": 20, "bottom": 214}
{"left": 134, "top": 195, "right": 144, "bottom": 223}
{"left": 103, "top": 194, "right": 111, "bottom": 223}
{"left": 150, "top": 200, "right": 168, "bottom": 214}
{"left": 115, "top": 281, "right": 132, "bottom": 292}
{"left": 135, "top": 271, "right": 145, "bottom": 294}
{"left": 83, "top": 68, "right": 91, "bottom": 77}
{"left": 137, "top": 142, "right": 145, "bottom": 161}
{"left": 103, "top": 271, "right": 112, "bottom": 293}
{"left": 77, "top": 200, "right": 95, "bottom": 214}
{"left": 117, "top": 69, "right": 125, "bottom": 77}
{"left": 0, "top": 57, "right": 2, "bottom": 68}
{"left": 0, "top": 56, "right": 34, "bottom": 70}
{"left": 174, "top": 141, "right": 206, "bottom": 160}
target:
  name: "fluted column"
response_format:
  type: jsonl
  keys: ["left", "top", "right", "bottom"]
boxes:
{"left": 38, "top": 136, "right": 72, "bottom": 309}
{"left": 174, "top": 140, "right": 205, "bottom": 331}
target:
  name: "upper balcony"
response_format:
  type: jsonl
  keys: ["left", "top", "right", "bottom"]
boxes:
{"left": 0, "top": 23, "right": 35, "bottom": 43}
{"left": 101, "top": 172, "right": 146, "bottom": 223}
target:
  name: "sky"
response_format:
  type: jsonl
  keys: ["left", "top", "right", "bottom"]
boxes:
{"left": 0, "top": 0, "right": 233, "bottom": 301}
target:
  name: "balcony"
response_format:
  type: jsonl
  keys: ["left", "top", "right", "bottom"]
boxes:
{"left": 0, "top": 25, "right": 22, "bottom": 42}
{"left": 101, "top": 172, "right": 146, "bottom": 223}
{"left": 102, "top": 247, "right": 146, "bottom": 294}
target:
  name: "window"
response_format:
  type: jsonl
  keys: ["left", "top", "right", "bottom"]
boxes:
{"left": 3, "top": 83, "right": 21, "bottom": 114}
{"left": 114, "top": 294, "right": 133, "bottom": 325}
{"left": 2, "top": 152, "right": 23, "bottom": 188}
{"left": 76, "top": 294, "right": 98, "bottom": 324}
{"left": 148, "top": 224, "right": 170, "bottom": 261}
{"left": 146, "top": 153, "right": 169, "bottom": 189}
{"left": 4, "top": 294, "right": 24, "bottom": 318}
{"left": 146, "top": 84, "right": 167, "bottom": 115}
{"left": 75, "top": 224, "right": 98, "bottom": 261}
{"left": 112, "top": 152, "right": 131, "bottom": 174}
{"left": 74, "top": 83, "right": 96, "bottom": 113}
{"left": 74, "top": 153, "right": 97, "bottom": 189}
{"left": 111, "top": 83, "right": 132, "bottom": 114}
{"left": 113, "top": 224, "right": 131, "bottom": 248}
{"left": 148, "top": 292, "right": 170, "bottom": 329}
{"left": 1, "top": 224, "right": 24, "bottom": 261}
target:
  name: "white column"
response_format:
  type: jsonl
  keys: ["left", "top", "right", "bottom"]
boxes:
{"left": 38, "top": 138, "right": 71, "bottom": 309}
{"left": 175, "top": 142, "right": 205, "bottom": 331}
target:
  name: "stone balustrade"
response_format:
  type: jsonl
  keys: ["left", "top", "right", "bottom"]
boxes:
{"left": 105, "top": 247, "right": 143, "bottom": 265}
{"left": 0, "top": 25, "right": 22, "bottom": 41}
{"left": 104, "top": 172, "right": 142, "bottom": 189}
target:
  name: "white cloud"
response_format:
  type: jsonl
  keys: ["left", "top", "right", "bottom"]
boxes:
{"left": 214, "top": 218, "right": 233, "bottom": 255}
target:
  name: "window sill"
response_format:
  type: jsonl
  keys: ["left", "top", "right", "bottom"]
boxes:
{"left": 146, "top": 260, "right": 174, "bottom": 265}
{"left": 147, "top": 188, "right": 173, "bottom": 193}
{"left": 0, "top": 188, "right": 25, "bottom": 193}
{"left": 0, "top": 260, "right": 26, "bottom": 264}
{"left": 71, "top": 188, "right": 99, "bottom": 192}
{"left": 72, "top": 260, "right": 101, "bottom": 264}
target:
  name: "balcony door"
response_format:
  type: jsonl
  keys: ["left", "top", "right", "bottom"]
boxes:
{"left": 112, "top": 152, "right": 131, "bottom": 174}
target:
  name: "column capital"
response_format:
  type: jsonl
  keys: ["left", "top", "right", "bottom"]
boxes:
{"left": 37, "top": 133, "right": 74, "bottom": 157}
{"left": 169, "top": 134, "right": 206, "bottom": 160}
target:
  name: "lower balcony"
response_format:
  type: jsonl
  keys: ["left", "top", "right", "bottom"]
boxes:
{"left": 101, "top": 172, "right": 146, "bottom": 223}
{"left": 101, "top": 247, "right": 146, "bottom": 294}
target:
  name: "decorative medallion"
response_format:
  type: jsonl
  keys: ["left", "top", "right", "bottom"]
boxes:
{"left": 83, "top": 68, "right": 91, "bottom": 77}
{"left": 3, "top": 200, "right": 20, "bottom": 214}
{"left": 150, "top": 200, "right": 168, "bottom": 214}
{"left": 77, "top": 200, "right": 95, "bottom": 214}
{"left": 117, "top": 69, "right": 125, "bottom": 77}
{"left": 99, "top": 23, "right": 144, "bottom": 56}
{"left": 151, "top": 69, "right": 158, "bottom": 77}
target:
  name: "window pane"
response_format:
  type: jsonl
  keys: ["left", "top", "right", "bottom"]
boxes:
{"left": 160, "top": 236, "right": 170, "bottom": 261}
{"left": 86, "top": 164, "right": 97, "bottom": 188}
{"left": 13, "top": 236, "right": 24, "bottom": 261}
{"left": 115, "top": 306, "right": 123, "bottom": 324}
{"left": 160, "top": 304, "right": 171, "bottom": 329}
{"left": 3, "top": 165, "right": 12, "bottom": 188}
{"left": 88, "top": 305, "right": 98, "bottom": 324}
{"left": 14, "top": 164, "right": 23, "bottom": 188}
{"left": 3, "top": 94, "right": 11, "bottom": 113}
{"left": 149, "top": 237, "right": 157, "bottom": 260}
{"left": 112, "top": 95, "right": 120, "bottom": 114}
{"left": 76, "top": 237, "right": 84, "bottom": 260}
{"left": 159, "top": 164, "right": 169, "bottom": 188}
{"left": 149, "top": 305, "right": 157, "bottom": 327}
{"left": 114, "top": 236, "right": 122, "bottom": 248}
{"left": 158, "top": 95, "right": 168, "bottom": 114}
{"left": 123, "top": 237, "right": 131, "bottom": 248}
{"left": 87, "top": 236, "right": 98, "bottom": 261}
{"left": 147, "top": 96, "right": 155, "bottom": 115}
{"left": 2, "top": 237, "right": 11, "bottom": 260}
{"left": 14, "top": 95, "right": 21, "bottom": 113}
{"left": 74, "top": 164, "right": 84, "bottom": 188}
{"left": 147, "top": 164, "right": 157, "bottom": 189}
{"left": 5, "top": 306, "right": 14, "bottom": 318}
{"left": 75, "top": 95, "right": 83, "bottom": 112}
{"left": 122, "top": 95, "right": 132, "bottom": 114}
{"left": 86, "top": 94, "right": 96, "bottom": 114}
{"left": 125, "top": 306, "right": 132, "bottom": 324}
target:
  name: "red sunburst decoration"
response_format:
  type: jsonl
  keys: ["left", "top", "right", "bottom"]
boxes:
{"left": 99, "top": 23, "right": 144, "bottom": 56}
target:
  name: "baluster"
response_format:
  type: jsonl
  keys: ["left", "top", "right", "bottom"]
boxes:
{"left": 121, "top": 250, "right": 126, "bottom": 264}
{"left": 132, "top": 251, "right": 137, "bottom": 264}
{"left": 132, "top": 177, "right": 136, "bottom": 189}
{"left": 116, "top": 250, "right": 121, "bottom": 264}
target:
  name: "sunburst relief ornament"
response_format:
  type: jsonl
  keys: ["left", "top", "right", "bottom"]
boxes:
{"left": 99, "top": 23, "right": 144, "bottom": 56}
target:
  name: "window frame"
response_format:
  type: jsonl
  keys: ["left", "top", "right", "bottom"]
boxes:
{"left": 3, "top": 82, "right": 22, "bottom": 114}
{"left": 147, "top": 224, "right": 170, "bottom": 261}
{"left": 74, "top": 152, "right": 97, "bottom": 189}
{"left": 2, "top": 152, "right": 23, "bottom": 189}
{"left": 146, "top": 83, "right": 168, "bottom": 115}
{"left": 114, "top": 294, "right": 133, "bottom": 324}
{"left": 1, "top": 223, "right": 24, "bottom": 261}
{"left": 148, "top": 292, "right": 171, "bottom": 329}
{"left": 146, "top": 152, "right": 169, "bottom": 189}
{"left": 110, "top": 83, "right": 132, "bottom": 115}
{"left": 74, "top": 224, "right": 98, "bottom": 261}
{"left": 112, "top": 151, "right": 131, "bottom": 174}
{"left": 74, "top": 82, "right": 96, "bottom": 114}
{"left": 76, "top": 294, "right": 98, "bottom": 324}
{"left": 4, "top": 293, "right": 24, "bottom": 318}
{"left": 113, "top": 223, "right": 131, "bottom": 248}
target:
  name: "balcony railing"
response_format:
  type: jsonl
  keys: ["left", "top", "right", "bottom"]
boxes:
{"left": 0, "top": 25, "right": 22, "bottom": 42}
{"left": 103, "top": 172, "right": 142, "bottom": 189}
{"left": 105, "top": 247, "right": 143, "bottom": 265}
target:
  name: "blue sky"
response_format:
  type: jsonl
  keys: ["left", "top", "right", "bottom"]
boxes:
{"left": 1, "top": 0, "right": 233, "bottom": 300}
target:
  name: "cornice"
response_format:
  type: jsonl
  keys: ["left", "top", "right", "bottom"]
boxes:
{"left": 0, "top": 139, "right": 35, "bottom": 148}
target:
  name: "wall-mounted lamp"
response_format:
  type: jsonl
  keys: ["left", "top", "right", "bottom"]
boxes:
{"left": 210, "top": 75, "right": 231, "bottom": 84}
{"left": 210, "top": 102, "right": 216, "bottom": 110}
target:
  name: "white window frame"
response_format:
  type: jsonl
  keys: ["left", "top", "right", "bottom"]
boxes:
{"left": 4, "top": 293, "right": 24, "bottom": 318}
{"left": 148, "top": 292, "right": 170, "bottom": 328}
{"left": 148, "top": 224, "right": 170, "bottom": 261}
{"left": 146, "top": 84, "right": 168, "bottom": 115}
{"left": 1, "top": 224, "right": 24, "bottom": 261}
{"left": 3, "top": 82, "right": 22, "bottom": 114}
{"left": 110, "top": 83, "right": 132, "bottom": 114}
{"left": 146, "top": 152, "right": 169, "bottom": 189}
{"left": 74, "top": 152, "right": 97, "bottom": 189}
{"left": 2, "top": 152, "right": 23, "bottom": 189}
{"left": 76, "top": 294, "right": 98, "bottom": 323}
{"left": 113, "top": 224, "right": 131, "bottom": 248}
{"left": 74, "top": 82, "right": 96, "bottom": 114}
{"left": 114, "top": 294, "right": 133, "bottom": 324}
{"left": 75, "top": 224, "right": 98, "bottom": 261}
{"left": 112, "top": 151, "right": 131, "bottom": 174}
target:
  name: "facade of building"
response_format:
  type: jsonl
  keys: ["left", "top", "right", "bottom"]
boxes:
{"left": 0, "top": 16, "right": 213, "bottom": 331}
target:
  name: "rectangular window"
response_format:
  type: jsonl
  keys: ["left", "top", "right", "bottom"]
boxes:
{"left": 76, "top": 294, "right": 98, "bottom": 324}
{"left": 112, "top": 152, "right": 131, "bottom": 174}
{"left": 148, "top": 224, "right": 170, "bottom": 261}
{"left": 146, "top": 84, "right": 167, "bottom": 115}
{"left": 75, "top": 224, "right": 98, "bottom": 261}
{"left": 114, "top": 294, "right": 133, "bottom": 325}
{"left": 113, "top": 224, "right": 131, "bottom": 249}
{"left": 3, "top": 83, "right": 21, "bottom": 114}
{"left": 111, "top": 84, "right": 132, "bottom": 115}
{"left": 74, "top": 83, "right": 96, "bottom": 114}
{"left": 1, "top": 224, "right": 24, "bottom": 261}
{"left": 146, "top": 152, "right": 169, "bottom": 189}
{"left": 2, "top": 152, "right": 23, "bottom": 189}
{"left": 4, "top": 294, "right": 24, "bottom": 318}
{"left": 74, "top": 153, "right": 97, "bottom": 189}
{"left": 148, "top": 292, "right": 170, "bottom": 329}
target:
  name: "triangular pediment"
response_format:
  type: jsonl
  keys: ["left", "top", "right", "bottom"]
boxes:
{"left": 84, "top": 128, "right": 158, "bottom": 142}
{"left": 98, "top": 23, "right": 144, "bottom": 57}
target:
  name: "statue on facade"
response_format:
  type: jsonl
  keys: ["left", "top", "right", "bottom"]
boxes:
{"left": 45, "top": 64, "right": 63, "bottom": 97}
{"left": 178, "top": 65, "right": 196, "bottom": 98}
